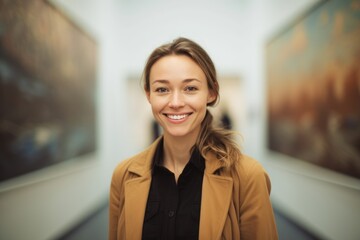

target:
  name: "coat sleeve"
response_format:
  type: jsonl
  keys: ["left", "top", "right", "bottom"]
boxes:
{"left": 239, "top": 158, "right": 279, "bottom": 240}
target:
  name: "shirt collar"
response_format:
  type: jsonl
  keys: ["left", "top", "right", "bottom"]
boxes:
{"left": 152, "top": 138, "right": 205, "bottom": 173}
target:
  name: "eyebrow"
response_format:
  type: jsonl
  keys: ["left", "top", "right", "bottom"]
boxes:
{"left": 151, "top": 78, "right": 201, "bottom": 85}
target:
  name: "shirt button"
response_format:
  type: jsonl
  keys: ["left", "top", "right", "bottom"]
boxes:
{"left": 168, "top": 210, "right": 175, "bottom": 218}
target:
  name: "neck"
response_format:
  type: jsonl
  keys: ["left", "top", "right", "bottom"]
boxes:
{"left": 162, "top": 131, "right": 199, "bottom": 178}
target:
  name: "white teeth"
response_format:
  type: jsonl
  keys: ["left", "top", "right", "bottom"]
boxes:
{"left": 167, "top": 114, "right": 188, "bottom": 120}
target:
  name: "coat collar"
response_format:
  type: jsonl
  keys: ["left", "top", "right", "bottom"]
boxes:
{"left": 127, "top": 138, "right": 161, "bottom": 177}
{"left": 127, "top": 137, "right": 225, "bottom": 176}
{"left": 124, "top": 137, "right": 233, "bottom": 240}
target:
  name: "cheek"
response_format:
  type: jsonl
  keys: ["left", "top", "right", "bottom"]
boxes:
{"left": 150, "top": 104, "right": 162, "bottom": 123}
{"left": 148, "top": 96, "right": 166, "bottom": 112}
{"left": 195, "top": 95, "right": 211, "bottom": 110}
{"left": 192, "top": 99, "right": 208, "bottom": 121}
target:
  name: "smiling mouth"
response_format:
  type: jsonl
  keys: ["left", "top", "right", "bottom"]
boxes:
{"left": 164, "top": 113, "right": 192, "bottom": 120}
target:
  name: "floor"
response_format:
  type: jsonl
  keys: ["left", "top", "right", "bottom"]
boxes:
{"left": 56, "top": 203, "right": 323, "bottom": 240}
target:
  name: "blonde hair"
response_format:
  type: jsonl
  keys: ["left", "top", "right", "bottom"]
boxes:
{"left": 143, "top": 37, "right": 241, "bottom": 167}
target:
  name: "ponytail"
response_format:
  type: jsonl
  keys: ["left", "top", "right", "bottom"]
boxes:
{"left": 195, "top": 110, "right": 242, "bottom": 168}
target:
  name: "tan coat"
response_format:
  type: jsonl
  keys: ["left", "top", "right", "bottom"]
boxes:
{"left": 109, "top": 139, "right": 278, "bottom": 240}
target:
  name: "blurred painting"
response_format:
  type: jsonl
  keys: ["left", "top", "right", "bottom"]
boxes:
{"left": 266, "top": 0, "right": 360, "bottom": 179}
{"left": 0, "top": 0, "right": 97, "bottom": 181}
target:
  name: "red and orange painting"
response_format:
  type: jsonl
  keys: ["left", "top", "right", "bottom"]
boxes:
{"left": 266, "top": 0, "right": 360, "bottom": 179}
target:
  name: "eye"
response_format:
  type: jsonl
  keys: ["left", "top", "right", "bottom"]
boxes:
{"left": 184, "top": 86, "right": 198, "bottom": 92}
{"left": 154, "top": 87, "right": 168, "bottom": 93}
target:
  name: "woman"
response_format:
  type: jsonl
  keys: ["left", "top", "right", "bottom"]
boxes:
{"left": 109, "top": 37, "right": 278, "bottom": 240}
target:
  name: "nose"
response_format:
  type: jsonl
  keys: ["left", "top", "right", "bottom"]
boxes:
{"left": 168, "top": 91, "right": 185, "bottom": 108}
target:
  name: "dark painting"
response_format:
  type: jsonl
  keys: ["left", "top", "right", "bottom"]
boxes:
{"left": 266, "top": 0, "right": 360, "bottom": 179}
{"left": 0, "top": 0, "right": 97, "bottom": 181}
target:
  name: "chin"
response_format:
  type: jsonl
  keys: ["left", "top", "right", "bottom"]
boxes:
{"left": 165, "top": 131, "right": 189, "bottom": 138}
{"left": 164, "top": 127, "right": 199, "bottom": 139}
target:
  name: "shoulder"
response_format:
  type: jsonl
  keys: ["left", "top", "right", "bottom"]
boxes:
{"left": 111, "top": 139, "right": 160, "bottom": 182}
{"left": 237, "top": 155, "right": 266, "bottom": 175}
{"left": 112, "top": 148, "right": 150, "bottom": 180}
{"left": 110, "top": 150, "right": 148, "bottom": 194}
{"left": 233, "top": 154, "right": 271, "bottom": 194}
{"left": 113, "top": 150, "right": 147, "bottom": 174}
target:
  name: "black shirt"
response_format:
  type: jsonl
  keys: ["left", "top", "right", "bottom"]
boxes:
{"left": 142, "top": 139, "right": 205, "bottom": 240}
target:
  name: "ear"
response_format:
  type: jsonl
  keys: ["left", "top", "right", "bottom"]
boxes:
{"left": 207, "top": 91, "right": 216, "bottom": 104}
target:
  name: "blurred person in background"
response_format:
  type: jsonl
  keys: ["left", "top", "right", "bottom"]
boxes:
{"left": 109, "top": 37, "right": 278, "bottom": 240}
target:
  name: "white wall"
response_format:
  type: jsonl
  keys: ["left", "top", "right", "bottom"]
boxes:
{"left": 1, "top": 0, "right": 359, "bottom": 239}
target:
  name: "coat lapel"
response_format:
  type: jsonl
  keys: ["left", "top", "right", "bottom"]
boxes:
{"left": 123, "top": 138, "right": 160, "bottom": 240}
{"left": 124, "top": 175, "right": 151, "bottom": 240}
{"left": 199, "top": 154, "right": 233, "bottom": 240}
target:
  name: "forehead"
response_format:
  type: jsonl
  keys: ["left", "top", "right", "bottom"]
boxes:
{"left": 149, "top": 55, "right": 206, "bottom": 82}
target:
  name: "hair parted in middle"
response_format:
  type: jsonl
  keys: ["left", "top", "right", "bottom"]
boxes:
{"left": 143, "top": 37, "right": 241, "bottom": 168}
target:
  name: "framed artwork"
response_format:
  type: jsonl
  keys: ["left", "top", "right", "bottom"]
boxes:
{"left": 0, "top": 0, "right": 98, "bottom": 181}
{"left": 266, "top": 0, "right": 360, "bottom": 179}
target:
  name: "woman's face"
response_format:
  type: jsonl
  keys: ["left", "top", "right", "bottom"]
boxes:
{"left": 147, "top": 55, "right": 215, "bottom": 140}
